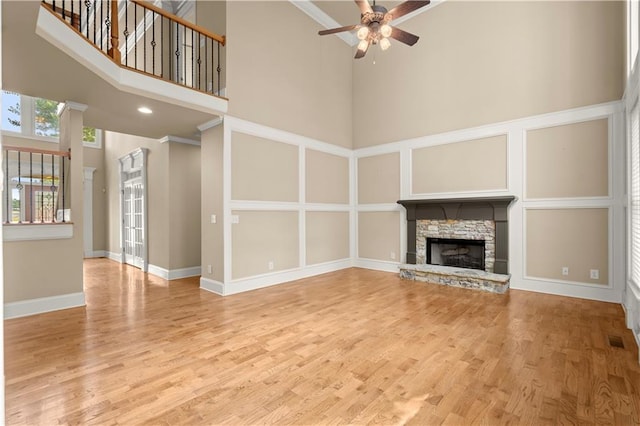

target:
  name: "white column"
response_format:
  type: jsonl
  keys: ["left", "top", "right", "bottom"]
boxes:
{"left": 83, "top": 167, "right": 96, "bottom": 257}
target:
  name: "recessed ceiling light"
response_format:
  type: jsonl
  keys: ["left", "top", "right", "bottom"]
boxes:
{"left": 138, "top": 106, "right": 153, "bottom": 114}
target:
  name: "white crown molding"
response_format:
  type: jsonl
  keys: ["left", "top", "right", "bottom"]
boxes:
{"left": 197, "top": 116, "right": 224, "bottom": 132}
{"left": 289, "top": 0, "right": 357, "bottom": 46}
{"left": 158, "top": 135, "right": 201, "bottom": 146}
{"left": 289, "top": 0, "right": 446, "bottom": 48}
{"left": 58, "top": 101, "right": 88, "bottom": 116}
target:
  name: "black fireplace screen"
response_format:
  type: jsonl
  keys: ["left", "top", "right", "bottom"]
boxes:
{"left": 426, "top": 237, "right": 485, "bottom": 270}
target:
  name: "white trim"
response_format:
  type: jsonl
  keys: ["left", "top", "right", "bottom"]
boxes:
{"left": 224, "top": 259, "right": 352, "bottom": 296}
{"left": 511, "top": 278, "right": 621, "bottom": 304}
{"left": 83, "top": 167, "right": 96, "bottom": 258}
{"left": 36, "top": 8, "right": 227, "bottom": 115}
{"left": 225, "top": 116, "right": 352, "bottom": 158}
{"left": 85, "top": 250, "right": 106, "bottom": 258}
{"left": 624, "top": 281, "right": 640, "bottom": 349}
{"left": 58, "top": 101, "right": 88, "bottom": 115}
{"left": 4, "top": 292, "right": 85, "bottom": 319}
{"left": 288, "top": 0, "right": 444, "bottom": 48}
{"left": 354, "top": 258, "right": 399, "bottom": 273}
{"left": 197, "top": 116, "right": 224, "bottom": 132}
{"left": 200, "top": 277, "right": 225, "bottom": 295}
{"left": 223, "top": 118, "right": 233, "bottom": 284}
{"left": 147, "top": 264, "right": 201, "bottom": 280}
{"left": 3, "top": 224, "right": 73, "bottom": 241}
{"left": 357, "top": 203, "right": 403, "bottom": 212}
{"left": 289, "top": 0, "right": 357, "bottom": 46}
{"left": 107, "top": 251, "right": 123, "bottom": 263}
{"left": 158, "top": 135, "right": 201, "bottom": 146}
{"left": 354, "top": 101, "right": 621, "bottom": 158}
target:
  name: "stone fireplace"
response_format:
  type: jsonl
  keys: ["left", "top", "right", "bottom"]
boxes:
{"left": 397, "top": 196, "right": 516, "bottom": 293}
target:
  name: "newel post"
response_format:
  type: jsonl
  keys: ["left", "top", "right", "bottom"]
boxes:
{"left": 109, "top": 0, "right": 121, "bottom": 63}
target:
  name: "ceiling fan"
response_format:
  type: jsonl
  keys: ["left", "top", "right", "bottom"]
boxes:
{"left": 318, "top": 0, "right": 431, "bottom": 59}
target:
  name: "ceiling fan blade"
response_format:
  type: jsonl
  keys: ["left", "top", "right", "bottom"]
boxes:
{"left": 387, "top": 0, "right": 430, "bottom": 20}
{"left": 319, "top": 24, "right": 359, "bottom": 36}
{"left": 355, "top": 0, "right": 373, "bottom": 15}
{"left": 354, "top": 41, "right": 370, "bottom": 59}
{"left": 390, "top": 26, "right": 420, "bottom": 46}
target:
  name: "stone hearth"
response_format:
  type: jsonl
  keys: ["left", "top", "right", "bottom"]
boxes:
{"left": 397, "top": 196, "right": 516, "bottom": 293}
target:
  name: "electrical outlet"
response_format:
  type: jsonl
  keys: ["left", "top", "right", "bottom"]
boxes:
{"left": 207, "top": 265, "right": 212, "bottom": 274}
{"left": 562, "top": 267, "right": 569, "bottom": 276}
{"left": 210, "top": 214, "right": 216, "bottom": 224}
{"left": 231, "top": 215, "right": 239, "bottom": 224}
{"left": 390, "top": 251, "right": 396, "bottom": 260}
{"left": 268, "top": 261, "right": 274, "bottom": 271}
{"left": 590, "top": 269, "right": 599, "bottom": 280}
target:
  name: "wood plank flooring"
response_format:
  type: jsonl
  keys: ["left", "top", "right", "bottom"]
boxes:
{"left": 5, "top": 259, "right": 640, "bottom": 425}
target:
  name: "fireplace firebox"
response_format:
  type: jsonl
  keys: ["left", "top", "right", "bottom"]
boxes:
{"left": 427, "top": 237, "right": 485, "bottom": 270}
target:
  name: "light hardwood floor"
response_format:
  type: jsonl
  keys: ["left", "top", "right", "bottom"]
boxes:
{"left": 5, "top": 259, "right": 640, "bottom": 424}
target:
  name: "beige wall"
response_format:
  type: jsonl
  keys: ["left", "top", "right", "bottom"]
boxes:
{"left": 104, "top": 131, "right": 170, "bottom": 269}
{"left": 306, "top": 211, "right": 350, "bottom": 265}
{"left": 231, "top": 210, "right": 299, "bottom": 279}
{"left": 201, "top": 125, "right": 225, "bottom": 282}
{"left": 526, "top": 208, "right": 608, "bottom": 285}
{"left": 412, "top": 135, "right": 508, "bottom": 194}
{"left": 306, "top": 150, "right": 350, "bottom": 204}
{"left": 358, "top": 211, "right": 400, "bottom": 262}
{"left": 353, "top": 1, "right": 624, "bottom": 148}
{"left": 168, "top": 143, "right": 201, "bottom": 269}
{"left": 4, "top": 108, "right": 85, "bottom": 303}
{"left": 226, "top": 1, "right": 352, "bottom": 148}
{"left": 231, "top": 132, "right": 298, "bottom": 202}
{"left": 526, "top": 119, "right": 609, "bottom": 199}
{"left": 83, "top": 145, "right": 106, "bottom": 251}
{"left": 358, "top": 153, "right": 400, "bottom": 204}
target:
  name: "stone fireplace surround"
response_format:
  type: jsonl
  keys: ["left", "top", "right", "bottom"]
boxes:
{"left": 397, "top": 196, "right": 516, "bottom": 293}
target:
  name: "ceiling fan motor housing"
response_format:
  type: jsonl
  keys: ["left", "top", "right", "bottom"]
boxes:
{"left": 362, "top": 5, "right": 389, "bottom": 25}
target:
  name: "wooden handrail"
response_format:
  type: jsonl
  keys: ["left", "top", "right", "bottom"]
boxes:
{"left": 4, "top": 146, "right": 71, "bottom": 158}
{"left": 130, "top": 0, "right": 226, "bottom": 45}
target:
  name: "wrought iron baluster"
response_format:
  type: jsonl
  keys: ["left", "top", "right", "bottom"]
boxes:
{"left": 61, "top": 0, "right": 65, "bottom": 21}
{"left": 175, "top": 21, "right": 180, "bottom": 83}
{"left": 205, "top": 37, "right": 208, "bottom": 93}
{"left": 71, "top": 0, "right": 74, "bottom": 28}
{"left": 17, "top": 151, "right": 22, "bottom": 224}
{"left": 29, "top": 152, "right": 33, "bottom": 223}
{"left": 85, "top": 0, "right": 90, "bottom": 39}
{"left": 4, "top": 150, "right": 8, "bottom": 224}
{"left": 151, "top": 11, "right": 156, "bottom": 75}
{"left": 197, "top": 32, "right": 201, "bottom": 91}
{"left": 93, "top": 0, "right": 97, "bottom": 45}
{"left": 124, "top": 1, "right": 129, "bottom": 67}
{"left": 100, "top": 0, "right": 103, "bottom": 50}
{"left": 217, "top": 41, "right": 221, "bottom": 96}
{"left": 61, "top": 156, "right": 65, "bottom": 223}
{"left": 143, "top": 8, "right": 146, "bottom": 73}
{"left": 134, "top": 4, "right": 138, "bottom": 70}
{"left": 41, "top": 153, "right": 44, "bottom": 222}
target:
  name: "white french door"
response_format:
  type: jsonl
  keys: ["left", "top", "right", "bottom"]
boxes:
{"left": 123, "top": 178, "right": 145, "bottom": 269}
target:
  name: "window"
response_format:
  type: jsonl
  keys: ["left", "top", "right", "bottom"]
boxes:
{"left": 630, "top": 101, "right": 640, "bottom": 287}
{"left": 629, "top": 0, "right": 639, "bottom": 76}
{"left": 1, "top": 91, "right": 101, "bottom": 147}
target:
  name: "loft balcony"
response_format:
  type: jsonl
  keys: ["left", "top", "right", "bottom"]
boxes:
{"left": 2, "top": 1, "right": 227, "bottom": 140}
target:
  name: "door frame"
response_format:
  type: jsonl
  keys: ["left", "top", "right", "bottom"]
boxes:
{"left": 118, "top": 148, "right": 148, "bottom": 272}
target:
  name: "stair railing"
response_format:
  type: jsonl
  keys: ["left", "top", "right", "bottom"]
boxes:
{"left": 40, "top": 0, "right": 226, "bottom": 97}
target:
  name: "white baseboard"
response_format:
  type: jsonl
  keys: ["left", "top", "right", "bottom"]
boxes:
{"left": 148, "top": 264, "right": 201, "bottom": 280}
{"left": 206, "top": 259, "right": 352, "bottom": 296}
{"left": 106, "top": 251, "right": 123, "bottom": 263}
{"left": 84, "top": 250, "right": 106, "bottom": 258}
{"left": 510, "top": 277, "right": 622, "bottom": 304}
{"left": 200, "top": 277, "right": 225, "bottom": 295}
{"left": 624, "top": 282, "right": 640, "bottom": 358}
{"left": 4, "top": 292, "right": 85, "bottom": 319}
{"left": 353, "top": 258, "right": 400, "bottom": 273}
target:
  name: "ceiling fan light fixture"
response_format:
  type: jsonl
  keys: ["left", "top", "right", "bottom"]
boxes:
{"left": 357, "top": 39, "right": 369, "bottom": 51}
{"left": 380, "top": 37, "right": 391, "bottom": 51}
{"left": 380, "top": 24, "right": 392, "bottom": 38}
{"left": 356, "top": 26, "right": 370, "bottom": 40}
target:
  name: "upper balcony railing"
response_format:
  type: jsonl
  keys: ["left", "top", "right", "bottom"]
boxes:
{"left": 3, "top": 146, "right": 70, "bottom": 225}
{"left": 41, "top": 0, "right": 226, "bottom": 98}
